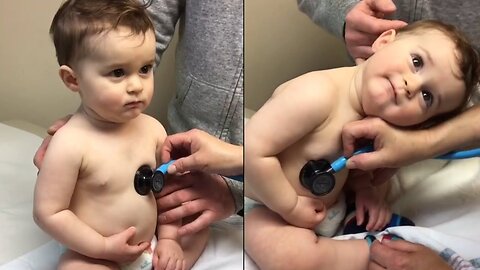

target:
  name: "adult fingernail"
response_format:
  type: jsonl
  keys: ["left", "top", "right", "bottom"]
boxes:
{"left": 347, "top": 160, "right": 357, "bottom": 169}
{"left": 168, "top": 164, "right": 177, "bottom": 174}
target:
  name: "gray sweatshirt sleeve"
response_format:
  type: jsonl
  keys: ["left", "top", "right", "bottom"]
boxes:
{"left": 146, "top": 0, "right": 185, "bottom": 66}
{"left": 224, "top": 177, "right": 244, "bottom": 213}
{"left": 297, "top": 0, "right": 359, "bottom": 39}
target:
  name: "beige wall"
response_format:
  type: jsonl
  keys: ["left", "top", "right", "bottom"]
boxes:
{"left": 245, "top": 0, "right": 352, "bottom": 111}
{"left": 0, "top": 1, "right": 177, "bottom": 129}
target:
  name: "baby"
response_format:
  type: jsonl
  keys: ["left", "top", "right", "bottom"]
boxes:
{"left": 245, "top": 20, "right": 479, "bottom": 270}
{"left": 33, "top": 1, "right": 207, "bottom": 269}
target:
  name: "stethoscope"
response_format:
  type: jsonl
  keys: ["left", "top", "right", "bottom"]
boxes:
{"left": 134, "top": 160, "right": 244, "bottom": 196}
{"left": 300, "top": 145, "right": 480, "bottom": 196}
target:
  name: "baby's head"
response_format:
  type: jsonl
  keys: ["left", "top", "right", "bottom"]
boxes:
{"left": 361, "top": 20, "right": 479, "bottom": 127}
{"left": 50, "top": 0, "right": 156, "bottom": 123}
{"left": 50, "top": 0, "right": 154, "bottom": 67}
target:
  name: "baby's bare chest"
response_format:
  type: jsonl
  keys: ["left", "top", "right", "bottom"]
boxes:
{"left": 78, "top": 131, "right": 159, "bottom": 192}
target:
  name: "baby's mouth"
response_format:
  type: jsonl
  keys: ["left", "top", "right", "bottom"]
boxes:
{"left": 125, "top": 101, "right": 143, "bottom": 108}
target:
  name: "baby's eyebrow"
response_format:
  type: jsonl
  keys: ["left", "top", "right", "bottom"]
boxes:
{"left": 419, "top": 46, "right": 434, "bottom": 65}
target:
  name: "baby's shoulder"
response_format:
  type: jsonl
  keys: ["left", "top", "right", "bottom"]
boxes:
{"left": 276, "top": 70, "right": 337, "bottom": 97}
{"left": 134, "top": 114, "right": 167, "bottom": 137}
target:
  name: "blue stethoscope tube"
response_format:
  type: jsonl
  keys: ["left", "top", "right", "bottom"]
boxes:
{"left": 134, "top": 160, "right": 243, "bottom": 196}
{"left": 300, "top": 146, "right": 480, "bottom": 196}
{"left": 333, "top": 146, "right": 480, "bottom": 173}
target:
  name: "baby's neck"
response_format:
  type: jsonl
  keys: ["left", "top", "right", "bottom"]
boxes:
{"left": 76, "top": 105, "right": 131, "bottom": 131}
{"left": 344, "top": 65, "right": 365, "bottom": 117}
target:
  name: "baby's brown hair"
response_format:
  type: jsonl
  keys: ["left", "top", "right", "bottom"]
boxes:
{"left": 50, "top": 0, "right": 154, "bottom": 67}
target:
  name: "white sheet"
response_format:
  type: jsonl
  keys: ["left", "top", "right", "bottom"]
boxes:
{"left": 0, "top": 122, "right": 243, "bottom": 269}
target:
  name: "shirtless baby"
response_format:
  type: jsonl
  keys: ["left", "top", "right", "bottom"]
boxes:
{"left": 245, "top": 20, "right": 479, "bottom": 270}
{"left": 33, "top": 1, "right": 207, "bottom": 269}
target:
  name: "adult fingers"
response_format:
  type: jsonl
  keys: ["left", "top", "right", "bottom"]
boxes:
{"left": 369, "top": 240, "right": 396, "bottom": 267}
{"left": 353, "top": 14, "right": 407, "bottom": 34}
{"left": 382, "top": 238, "right": 420, "bottom": 252}
{"left": 348, "top": 45, "right": 375, "bottom": 61}
{"left": 168, "top": 155, "right": 203, "bottom": 174}
{"left": 158, "top": 198, "right": 205, "bottom": 224}
{"left": 161, "top": 132, "right": 193, "bottom": 163}
{"left": 157, "top": 188, "right": 200, "bottom": 213}
{"left": 158, "top": 176, "right": 194, "bottom": 197}
{"left": 347, "top": 151, "right": 389, "bottom": 171}
{"left": 365, "top": 0, "right": 396, "bottom": 13}
{"left": 355, "top": 58, "right": 366, "bottom": 65}
{"left": 33, "top": 135, "right": 52, "bottom": 169}
{"left": 342, "top": 119, "right": 380, "bottom": 157}
{"left": 47, "top": 114, "right": 72, "bottom": 135}
{"left": 178, "top": 210, "right": 216, "bottom": 236}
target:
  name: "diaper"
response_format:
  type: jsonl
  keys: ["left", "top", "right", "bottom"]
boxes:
{"left": 314, "top": 193, "right": 346, "bottom": 237}
{"left": 245, "top": 194, "right": 346, "bottom": 237}
{"left": 120, "top": 236, "right": 157, "bottom": 270}
{"left": 244, "top": 196, "right": 264, "bottom": 215}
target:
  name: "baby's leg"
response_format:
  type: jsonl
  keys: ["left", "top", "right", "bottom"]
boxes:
{"left": 245, "top": 207, "right": 370, "bottom": 270}
{"left": 180, "top": 228, "right": 210, "bottom": 270}
{"left": 57, "top": 249, "right": 118, "bottom": 270}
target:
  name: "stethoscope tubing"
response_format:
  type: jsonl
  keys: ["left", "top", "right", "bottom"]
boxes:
{"left": 331, "top": 146, "right": 480, "bottom": 173}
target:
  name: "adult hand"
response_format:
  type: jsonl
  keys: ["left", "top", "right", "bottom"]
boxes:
{"left": 161, "top": 129, "right": 243, "bottom": 176}
{"left": 156, "top": 172, "right": 235, "bottom": 236}
{"left": 33, "top": 115, "right": 72, "bottom": 169}
{"left": 102, "top": 226, "right": 150, "bottom": 263}
{"left": 344, "top": 0, "right": 407, "bottom": 62}
{"left": 342, "top": 118, "right": 431, "bottom": 171}
{"left": 368, "top": 239, "right": 452, "bottom": 270}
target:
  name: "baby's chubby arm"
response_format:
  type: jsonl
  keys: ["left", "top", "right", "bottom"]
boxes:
{"left": 246, "top": 72, "right": 335, "bottom": 228}
{"left": 151, "top": 120, "right": 185, "bottom": 269}
{"left": 33, "top": 129, "right": 148, "bottom": 262}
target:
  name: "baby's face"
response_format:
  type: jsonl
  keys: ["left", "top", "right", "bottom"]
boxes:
{"left": 360, "top": 30, "right": 466, "bottom": 126}
{"left": 73, "top": 27, "right": 156, "bottom": 123}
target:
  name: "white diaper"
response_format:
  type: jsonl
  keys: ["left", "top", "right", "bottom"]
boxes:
{"left": 120, "top": 236, "right": 157, "bottom": 270}
{"left": 314, "top": 193, "right": 346, "bottom": 237}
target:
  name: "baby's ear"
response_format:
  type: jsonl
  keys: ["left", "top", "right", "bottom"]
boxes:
{"left": 59, "top": 65, "right": 80, "bottom": 92}
{"left": 372, "top": 29, "right": 397, "bottom": 52}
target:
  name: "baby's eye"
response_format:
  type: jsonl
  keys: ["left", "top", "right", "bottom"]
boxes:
{"left": 411, "top": 54, "right": 424, "bottom": 71}
{"left": 422, "top": 90, "right": 434, "bottom": 108}
{"left": 140, "top": 65, "right": 152, "bottom": 74}
{"left": 110, "top": 69, "right": 125, "bottom": 77}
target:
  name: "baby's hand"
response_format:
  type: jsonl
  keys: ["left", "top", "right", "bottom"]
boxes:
{"left": 102, "top": 227, "right": 150, "bottom": 263}
{"left": 355, "top": 187, "right": 391, "bottom": 231}
{"left": 280, "top": 196, "right": 326, "bottom": 229}
{"left": 153, "top": 239, "right": 185, "bottom": 270}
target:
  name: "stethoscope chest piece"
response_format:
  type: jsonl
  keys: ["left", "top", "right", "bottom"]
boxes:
{"left": 299, "top": 159, "right": 335, "bottom": 196}
{"left": 134, "top": 165, "right": 165, "bottom": 196}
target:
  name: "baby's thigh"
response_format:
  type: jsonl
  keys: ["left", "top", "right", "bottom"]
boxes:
{"left": 245, "top": 207, "right": 326, "bottom": 270}
{"left": 57, "top": 249, "right": 118, "bottom": 270}
{"left": 180, "top": 228, "right": 210, "bottom": 269}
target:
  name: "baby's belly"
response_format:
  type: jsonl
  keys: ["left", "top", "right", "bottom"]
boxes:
{"left": 71, "top": 191, "right": 157, "bottom": 245}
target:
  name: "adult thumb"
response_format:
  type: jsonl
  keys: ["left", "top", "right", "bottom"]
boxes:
{"left": 347, "top": 152, "right": 384, "bottom": 171}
